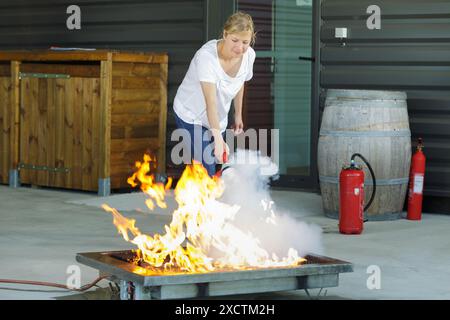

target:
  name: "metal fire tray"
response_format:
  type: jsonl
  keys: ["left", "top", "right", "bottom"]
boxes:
{"left": 76, "top": 250, "right": 353, "bottom": 300}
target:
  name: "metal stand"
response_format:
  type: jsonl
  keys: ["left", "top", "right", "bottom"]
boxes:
{"left": 304, "top": 287, "right": 328, "bottom": 300}
{"left": 8, "top": 169, "right": 20, "bottom": 188}
{"left": 119, "top": 280, "right": 152, "bottom": 300}
{"left": 98, "top": 178, "right": 111, "bottom": 197}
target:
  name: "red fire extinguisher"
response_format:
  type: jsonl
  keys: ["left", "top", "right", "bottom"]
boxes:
{"left": 407, "top": 138, "right": 426, "bottom": 220}
{"left": 339, "top": 153, "right": 376, "bottom": 235}
{"left": 214, "top": 151, "right": 228, "bottom": 178}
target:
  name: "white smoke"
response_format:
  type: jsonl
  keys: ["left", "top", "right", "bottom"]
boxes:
{"left": 218, "top": 149, "right": 324, "bottom": 258}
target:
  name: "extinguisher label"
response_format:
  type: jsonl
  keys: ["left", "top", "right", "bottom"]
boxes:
{"left": 413, "top": 174, "right": 424, "bottom": 194}
{"left": 354, "top": 188, "right": 360, "bottom": 195}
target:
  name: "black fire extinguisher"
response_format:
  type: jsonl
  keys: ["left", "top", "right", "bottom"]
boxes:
{"left": 339, "top": 153, "right": 376, "bottom": 234}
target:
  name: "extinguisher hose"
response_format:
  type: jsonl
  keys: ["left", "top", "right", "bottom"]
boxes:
{"left": 351, "top": 153, "right": 376, "bottom": 212}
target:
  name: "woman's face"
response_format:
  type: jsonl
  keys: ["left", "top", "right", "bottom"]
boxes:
{"left": 222, "top": 31, "right": 252, "bottom": 58}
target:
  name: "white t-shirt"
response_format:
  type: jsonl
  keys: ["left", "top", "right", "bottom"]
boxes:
{"left": 173, "top": 39, "right": 256, "bottom": 133}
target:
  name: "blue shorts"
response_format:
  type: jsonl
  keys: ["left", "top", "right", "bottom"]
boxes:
{"left": 174, "top": 112, "right": 225, "bottom": 177}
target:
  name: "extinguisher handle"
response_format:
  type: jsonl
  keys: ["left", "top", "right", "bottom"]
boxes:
{"left": 417, "top": 137, "right": 424, "bottom": 151}
{"left": 351, "top": 153, "right": 376, "bottom": 213}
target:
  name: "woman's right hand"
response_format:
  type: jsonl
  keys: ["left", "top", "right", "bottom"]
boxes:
{"left": 214, "top": 137, "right": 229, "bottom": 164}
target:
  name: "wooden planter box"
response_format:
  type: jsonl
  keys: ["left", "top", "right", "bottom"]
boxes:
{"left": 0, "top": 50, "right": 168, "bottom": 195}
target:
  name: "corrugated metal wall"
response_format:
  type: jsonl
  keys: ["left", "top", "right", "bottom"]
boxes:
{"left": 0, "top": 0, "right": 208, "bottom": 178}
{"left": 320, "top": 0, "right": 450, "bottom": 198}
{"left": 2, "top": 0, "right": 449, "bottom": 203}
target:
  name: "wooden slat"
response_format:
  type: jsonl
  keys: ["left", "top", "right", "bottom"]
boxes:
{"left": 63, "top": 79, "right": 74, "bottom": 188}
{"left": 111, "top": 137, "right": 159, "bottom": 153}
{"left": 19, "top": 78, "right": 30, "bottom": 183}
{"left": 82, "top": 79, "right": 93, "bottom": 190}
{"left": 91, "top": 79, "right": 101, "bottom": 189}
{"left": 46, "top": 78, "right": 56, "bottom": 187}
{"left": 37, "top": 78, "right": 48, "bottom": 186}
{"left": 112, "top": 100, "right": 160, "bottom": 115}
{"left": 111, "top": 174, "right": 132, "bottom": 189}
{"left": 0, "top": 64, "right": 9, "bottom": 77}
{"left": 126, "top": 124, "right": 159, "bottom": 139}
{"left": 111, "top": 52, "right": 168, "bottom": 64}
{"left": 111, "top": 126, "right": 125, "bottom": 140}
{"left": 10, "top": 61, "right": 20, "bottom": 174}
{"left": 0, "top": 51, "right": 110, "bottom": 62}
{"left": 110, "top": 151, "right": 150, "bottom": 164}
{"left": 111, "top": 124, "right": 159, "bottom": 139}
{"left": 112, "top": 76, "right": 160, "bottom": 89}
{"left": 29, "top": 78, "right": 39, "bottom": 184}
{"left": 21, "top": 63, "right": 100, "bottom": 78}
{"left": 112, "top": 88, "right": 160, "bottom": 102}
{"left": 0, "top": 77, "right": 11, "bottom": 183}
{"left": 99, "top": 55, "right": 112, "bottom": 179}
{"left": 0, "top": 79, "right": 5, "bottom": 183}
{"left": 158, "top": 62, "right": 168, "bottom": 174}
{"left": 54, "top": 78, "right": 66, "bottom": 188}
{"left": 72, "top": 77, "right": 83, "bottom": 189}
{"left": 110, "top": 164, "right": 135, "bottom": 176}
{"left": 0, "top": 50, "right": 167, "bottom": 63}
{"left": 110, "top": 172, "right": 135, "bottom": 189}
{"left": 111, "top": 113, "right": 159, "bottom": 126}
{"left": 112, "top": 62, "right": 160, "bottom": 77}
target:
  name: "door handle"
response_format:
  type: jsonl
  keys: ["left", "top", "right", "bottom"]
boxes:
{"left": 298, "top": 56, "right": 315, "bottom": 62}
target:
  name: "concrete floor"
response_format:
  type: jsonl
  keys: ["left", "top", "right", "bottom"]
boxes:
{"left": 1, "top": 184, "right": 449, "bottom": 300}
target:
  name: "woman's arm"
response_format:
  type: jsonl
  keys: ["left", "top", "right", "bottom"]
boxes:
{"left": 232, "top": 84, "right": 245, "bottom": 135}
{"left": 234, "top": 84, "right": 244, "bottom": 118}
{"left": 200, "top": 82, "right": 221, "bottom": 139}
{"left": 200, "top": 81, "right": 229, "bottom": 161}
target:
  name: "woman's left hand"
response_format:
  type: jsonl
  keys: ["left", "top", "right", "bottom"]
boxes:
{"left": 233, "top": 116, "right": 244, "bottom": 135}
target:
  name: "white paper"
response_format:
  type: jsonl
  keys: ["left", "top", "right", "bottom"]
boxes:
{"left": 413, "top": 174, "right": 424, "bottom": 194}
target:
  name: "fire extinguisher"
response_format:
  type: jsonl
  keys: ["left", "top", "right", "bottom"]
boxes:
{"left": 407, "top": 138, "right": 426, "bottom": 220}
{"left": 214, "top": 152, "right": 228, "bottom": 178}
{"left": 339, "top": 153, "right": 376, "bottom": 235}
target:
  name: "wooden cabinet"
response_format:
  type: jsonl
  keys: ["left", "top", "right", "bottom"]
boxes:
{"left": 0, "top": 50, "right": 167, "bottom": 195}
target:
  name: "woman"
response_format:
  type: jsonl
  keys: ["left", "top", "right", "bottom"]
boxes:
{"left": 173, "top": 11, "right": 256, "bottom": 176}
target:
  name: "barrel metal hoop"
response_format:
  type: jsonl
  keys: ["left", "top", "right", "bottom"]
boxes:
{"left": 325, "top": 98, "right": 407, "bottom": 108}
{"left": 325, "top": 97, "right": 406, "bottom": 102}
{"left": 319, "top": 175, "right": 409, "bottom": 186}
{"left": 319, "top": 130, "right": 411, "bottom": 137}
{"left": 325, "top": 211, "right": 403, "bottom": 221}
{"left": 325, "top": 89, "right": 407, "bottom": 101}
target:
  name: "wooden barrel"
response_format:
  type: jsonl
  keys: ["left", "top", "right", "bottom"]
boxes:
{"left": 318, "top": 89, "right": 411, "bottom": 220}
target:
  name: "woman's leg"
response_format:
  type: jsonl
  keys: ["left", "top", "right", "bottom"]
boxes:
{"left": 174, "top": 113, "right": 217, "bottom": 176}
{"left": 200, "top": 127, "right": 217, "bottom": 176}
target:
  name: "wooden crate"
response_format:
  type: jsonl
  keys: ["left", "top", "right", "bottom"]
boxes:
{"left": 0, "top": 50, "right": 168, "bottom": 195}
{"left": 0, "top": 63, "right": 11, "bottom": 184}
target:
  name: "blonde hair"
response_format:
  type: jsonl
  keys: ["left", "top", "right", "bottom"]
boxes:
{"left": 222, "top": 11, "right": 256, "bottom": 45}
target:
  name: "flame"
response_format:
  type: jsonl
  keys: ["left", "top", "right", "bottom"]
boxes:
{"left": 126, "top": 154, "right": 172, "bottom": 210}
{"left": 103, "top": 154, "right": 306, "bottom": 273}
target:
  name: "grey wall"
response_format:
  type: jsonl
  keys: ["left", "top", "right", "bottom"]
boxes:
{"left": 320, "top": 0, "right": 450, "bottom": 198}
{"left": 0, "top": 0, "right": 234, "bottom": 177}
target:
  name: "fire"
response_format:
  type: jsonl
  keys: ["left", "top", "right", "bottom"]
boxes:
{"left": 126, "top": 154, "right": 172, "bottom": 210}
{"left": 102, "top": 154, "right": 306, "bottom": 273}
